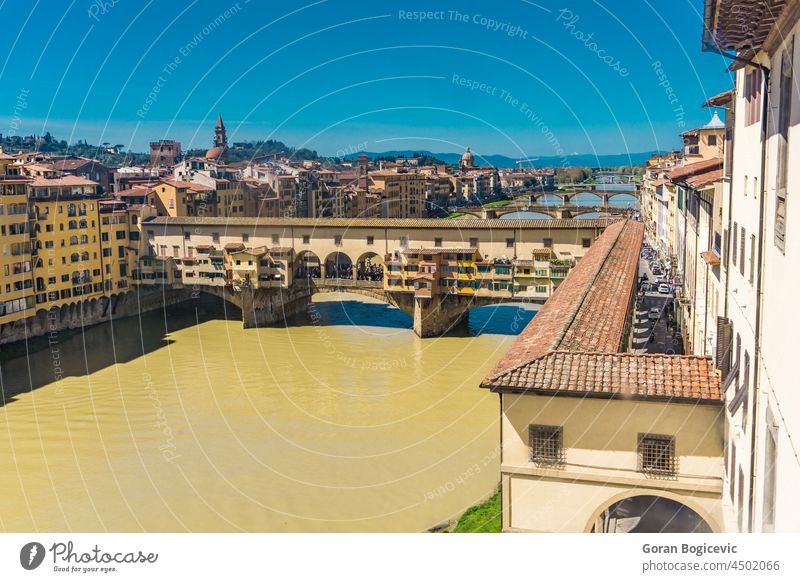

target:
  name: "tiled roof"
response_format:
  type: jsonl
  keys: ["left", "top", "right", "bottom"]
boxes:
{"left": 704, "top": 89, "right": 734, "bottom": 108}
{"left": 487, "top": 352, "right": 721, "bottom": 404}
{"left": 30, "top": 175, "right": 99, "bottom": 187}
{"left": 482, "top": 219, "right": 722, "bottom": 404}
{"left": 668, "top": 158, "right": 723, "bottom": 182}
{"left": 686, "top": 169, "right": 724, "bottom": 189}
{"left": 147, "top": 216, "right": 620, "bottom": 230}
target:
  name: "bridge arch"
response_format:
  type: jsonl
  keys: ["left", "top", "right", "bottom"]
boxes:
{"left": 295, "top": 250, "right": 321, "bottom": 279}
{"left": 324, "top": 251, "right": 353, "bottom": 280}
{"left": 584, "top": 491, "right": 719, "bottom": 533}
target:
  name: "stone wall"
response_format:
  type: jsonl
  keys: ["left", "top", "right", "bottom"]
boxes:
{"left": 0, "top": 287, "right": 191, "bottom": 346}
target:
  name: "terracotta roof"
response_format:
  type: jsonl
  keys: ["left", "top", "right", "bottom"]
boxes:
{"left": 481, "top": 219, "right": 722, "bottom": 404}
{"left": 704, "top": 89, "right": 734, "bottom": 108}
{"left": 668, "top": 157, "right": 723, "bottom": 182}
{"left": 157, "top": 179, "right": 213, "bottom": 192}
{"left": 147, "top": 216, "right": 620, "bottom": 230}
{"left": 703, "top": 0, "right": 787, "bottom": 53}
{"left": 224, "top": 242, "right": 246, "bottom": 252}
{"left": 487, "top": 352, "right": 721, "bottom": 404}
{"left": 30, "top": 175, "right": 99, "bottom": 187}
{"left": 686, "top": 169, "right": 724, "bottom": 189}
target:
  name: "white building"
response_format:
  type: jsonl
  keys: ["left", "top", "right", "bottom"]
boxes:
{"left": 704, "top": 0, "right": 800, "bottom": 532}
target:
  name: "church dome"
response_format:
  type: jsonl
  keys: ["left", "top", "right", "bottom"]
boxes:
{"left": 205, "top": 146, "right": 227, "bottom": 161}
{"left": 460, "top": 147, "right": 475, "bottom": 167}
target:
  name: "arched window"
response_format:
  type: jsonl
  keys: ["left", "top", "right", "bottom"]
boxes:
{"left": 80, "top": 252, "right": 89, "bottom": 261}
{"left": 79, "top": 203, "right": 87, "bottom": 216}
{"left": 79, "top": 219, "right": 88, "bottom": 229}
{"left": 68, "top": 220, "right": 78, "bottom": 230}
{"left": 69, "top": 236, "right": 78, "bottom": 245}
{"left": 80, "top": 235, "right": 88, "bottom": 244}
{"left": 70, "top": 253, "right": 79, "bottom": 262}
{"left": 67, "top": 203, "right": 77, "bottom": 217}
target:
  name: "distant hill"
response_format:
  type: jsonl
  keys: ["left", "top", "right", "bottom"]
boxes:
{"left": 345, "top": 150, "right": 660, "bottom": 168}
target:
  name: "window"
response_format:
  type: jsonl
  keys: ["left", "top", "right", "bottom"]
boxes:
{"left": 366, "top": 236, "right": 374, "bottom": 245}
{"left": 708, "top": 134, "right": 717, "bottom": 146}
{"left": 506, "top": 238, "right": 514, "bottom": 248}
{"left": 732, "top": 222, "right": 738, "bottom": 266}
{"left": 762, "top": 409, "right": 778, "bottom": 532}
{"left": 528, "top": 425, "right": 563, "bottom": 466}
{"left": 116, "top": 230, "right": 126, "bottom": 240}
{"left": 242, "top": 233, "right": 249, "bottom": 243}
{"left": 469, "top": 237, "right": 478, "bottom": 248}
{"left": 740, "top": 226, "right": 746, "bottom": 276}
{"left": 744, "top": 67, "right": 762, "bottom": 126}
{"left": 334, "top": 234, "right": 342, "bottom": 246}
{"left": 434, "top": 237, "right": 443, "bottom": 247}
{"left": 581, "top": 238, "right": 590, "bottom": 248}
{"left": 272, "top": 234, "right": 279, "bottom": 244}
{"left": 543, "top": 237, "right": 553, "bottom": 248}
{"left": 184, "top": 232, "right": 191, "bottom": 240}
{"left": 302, "top": 235, "right": 310, "bottom": 244}
{"left": 749, "top": 235, "right": 755, "bottom": 284}
{"left": 212, "top": 232, "right": 220, "bottom": 243}
{"left": 638, "top": 434, "right": 676, "bottom": 476}
{"left": 775, "top": 38, "right": 793, "bottom": 252}
{"left": 535, "top": 285, "right": 548, "bottom": 293}
{"left": 173, "top": 246, "right": 180, "bottom": 258}
{"left": 400, "top": 235, "right": 409, "bottom": 247}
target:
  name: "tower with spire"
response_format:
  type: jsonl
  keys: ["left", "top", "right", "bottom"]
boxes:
{"left": 205, "top": 114, "right": 228, "bottom": 161}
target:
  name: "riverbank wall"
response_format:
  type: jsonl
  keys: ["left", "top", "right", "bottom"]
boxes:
{"left": 0, "top": 287, "right": 191, "bottom": 349}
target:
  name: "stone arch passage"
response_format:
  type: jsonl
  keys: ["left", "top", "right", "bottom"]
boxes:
{"left": 325, "top": 251, "right": 353, "bottom": 280}
{"left": 587, "top": 493, "right": 716, "bottom": 533}
{"left": 295, "top": 250, "right": 321, "bottom": 279}
{"left": 355, "top": 252, "right": 383, "bottom": 282}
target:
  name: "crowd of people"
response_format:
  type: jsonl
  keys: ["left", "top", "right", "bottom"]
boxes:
{"left": 295, "top": 259, "right": 383, "bottom": 281}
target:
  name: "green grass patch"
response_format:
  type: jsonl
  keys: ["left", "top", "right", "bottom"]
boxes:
{"left": 452, "top": 483, "right": 501, "bottom": 533}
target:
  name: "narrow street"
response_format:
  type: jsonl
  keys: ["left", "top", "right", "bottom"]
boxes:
{"left": 631, "top": 245, "right": 683, "bottom": 355}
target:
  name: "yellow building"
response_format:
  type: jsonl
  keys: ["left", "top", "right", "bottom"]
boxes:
{"left": 0, "top": 154, "right": 34, "bottom": 325}
{"left": 147, "top": 179, "right": 217, "bottom": 217}
{"left": 28, "top": 176, "right": 106, "bottom": 311}
{"left": 98, "top": 199, "right": 133, "bottom": 294}
{"left": 369, "top": 171, "right": 426, "bottom": 218}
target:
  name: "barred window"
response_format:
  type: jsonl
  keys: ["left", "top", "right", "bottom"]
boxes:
{"left": 638, "top": 434, "right": 676, "bottom": 476}
{"left": 528, "top": 425, "right": 563, "bottom": 466}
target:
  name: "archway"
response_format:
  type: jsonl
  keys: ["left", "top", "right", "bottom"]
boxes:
{"left": 295, "top": 250, "right": 321, "bottom": 279}
{"left": 587, "top": 494, "right": 716, "bottom": 533}
{"left": 355, "top": 252, "right": 383, "bottom": 282}
{"left": 325, "top": 251, "right": 353, "bottom": 280}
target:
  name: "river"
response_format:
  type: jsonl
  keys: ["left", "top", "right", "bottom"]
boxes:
{"left": 0, "top": 294, "right": 535, "bottom": 532}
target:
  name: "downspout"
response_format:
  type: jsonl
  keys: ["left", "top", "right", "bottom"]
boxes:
{"left": 703, "top": 42, "right": 770, "bottom": 533}
{"left": 748, "top": 63, "right": 770, "bottom": 534}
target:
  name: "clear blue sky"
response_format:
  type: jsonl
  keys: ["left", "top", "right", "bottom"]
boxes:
{"left": 0, "top": 0, "right": 733, "bottom": 160}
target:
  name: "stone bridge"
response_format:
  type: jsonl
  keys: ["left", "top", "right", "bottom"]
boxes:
{"left": 456, "top": 203, "right": 632, "bottom": 220}
{"left": 141, "top": 216, "right": 616, "bottom": 337}
{"left": 196, "top": 278, "right": 541, "bottom": 337}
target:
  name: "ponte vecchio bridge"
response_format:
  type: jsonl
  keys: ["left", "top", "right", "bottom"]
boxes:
{"left": 138, "top": 216, "right": 619, "bottom": 337}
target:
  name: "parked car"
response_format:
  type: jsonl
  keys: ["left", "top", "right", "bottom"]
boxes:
{"left": 658, "top": 283, "right": 670, "bottom": 294}
{"left": 648, "top": 308, "right": 661, "bottom": 321}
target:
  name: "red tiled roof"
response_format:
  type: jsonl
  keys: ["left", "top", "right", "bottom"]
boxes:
{"left": 30, "top": 175, "right": 98, "bottom": 187}
{"left": 487, "top": 352, "right": 721, "bottom": 404}
{"left": 668, "top": 158, "right": 723, "bottom": 182}
{"left": 704, "top": 89, "right": 734, "bottom": 108}
{"left": 686, "top": 169, "right": 723, "bottom": 189}
{"left": 482, "top": 218, "right": 722, "bottom": 404}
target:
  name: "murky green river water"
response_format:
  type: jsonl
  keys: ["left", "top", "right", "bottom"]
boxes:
{"left": 0, "top": 294, "right": 534, "bottom": 532}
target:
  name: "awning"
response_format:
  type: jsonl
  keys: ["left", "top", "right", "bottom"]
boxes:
{"left": 701, "top": 250, "right": 721, "bottom": 266}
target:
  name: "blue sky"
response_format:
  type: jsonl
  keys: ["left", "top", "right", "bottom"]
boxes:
{"left": 0, "top": 0, "right": 733, "bottom": 160}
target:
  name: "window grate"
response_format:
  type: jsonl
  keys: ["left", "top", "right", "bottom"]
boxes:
{"left": 529, "top": 425, "right": 564, "bottom": 466}
{"left": 638, "top": 434, "right": 676, "bottom": 477}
